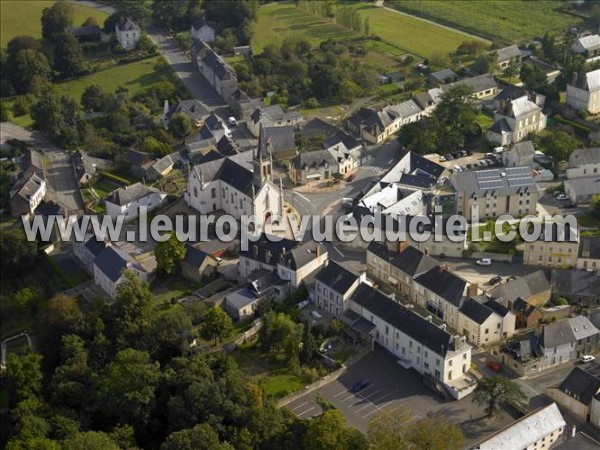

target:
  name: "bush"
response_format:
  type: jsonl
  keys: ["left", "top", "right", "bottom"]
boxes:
{"left": 1, "top": 104, "right": 13, "bottom": 122}
{"left": 304, "top": 97, "right": 319, "bottom": 109}
{"left": 12, "top": 96, "right": 33, "bottom": 116}
{"left": 100, "top": 172, "right": 130, "bottom": 186}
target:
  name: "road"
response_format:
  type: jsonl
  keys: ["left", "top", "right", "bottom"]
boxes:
{"left": 442, "top": 257, "right": 538, "bottom": 289}
{"left": 1, "top": 123, "right": 83, "bottom": 213}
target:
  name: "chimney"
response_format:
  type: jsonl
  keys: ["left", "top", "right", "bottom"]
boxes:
{"left": 425, "top": 315, "right": 433, "bottom": 322}
{"left": 452, "top": 335, "right": 462, "bottom": 351}
{"left": 467, "top": 283, "right": 479, "bottom": 298}
{"left": 316, "top": 244, "right": 321, "bottom": 259}
{"left": 571, "top": 425, "right": 577, "bottom": 438}
{"left": 423, "top": 247, "right": 430, "bottom": 256}
{"left": 398, "top": 240, "right": 409, "bottom": 253}
{"left": 440, "top": 263, "right": 448, "bottom": 271}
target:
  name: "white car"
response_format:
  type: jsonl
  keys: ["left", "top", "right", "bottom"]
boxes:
{"left": 295, "top": 299, "right": 310, "bottom": 309}
{"left": 476, "top": 258, "right": 492, "bottom": 266}
{"left": 581, "top": 355, "right": 596, "bottom": 363}
{"left": 556, "top": 194, "right": 569, "bottom": 201}
{"left": 310, "top": 310, "right": 322, "bottom": 319}
{"left": 227, "top": 116, "right": 238, "bottom": 127}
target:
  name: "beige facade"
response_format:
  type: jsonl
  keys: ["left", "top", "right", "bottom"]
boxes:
{"left": 458, "top": 308, "right": 516, "bottom": 347}
{"left": 524, "top": 239, "right": 579, "bottom": 269}
{"left": 455, "top": 189, "right": 538, "bottom": 221}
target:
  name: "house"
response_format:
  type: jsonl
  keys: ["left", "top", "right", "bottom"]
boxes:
{"left": 322, "top": 129, "right": 362, "bottom": 169}
{"left": 190, "top": 17, "right": 215, "bottom": 43}
{"left": 224, "top": 287, "right": 263, "bottom": 322}
{"left": 105, "top": 182, "right": 167, "bottom": 220}
{"left": 551, "top": 269, "right": 600, "bottom": 308}
{"left": 451, "top": 166, "right": 538, "bottom": 221}
{"left": 510, "top": 297, "right": 543, "bottom": 329}
{"left": 413, "top": 265, "right": 472, "bottom": 330}
{"left": 261, "top": 126, "right": 297, "bottom": 159}
{"left": 288, "top": 150, "right": 338, "bottom": 185}
{"left": 578, "top": 237, "right": 600, "bottom": 271}
{"left": 125, "top": 148, "right": 155, "bottom": 178}
{"left": 192, "top": 40, "right": 238, "bottom": 106}
{"left": 115, "top": 17, "right": 141, "bottom": 51}
{"left": 164, "top": 99, "right": 210, "bottom": 127}
{"left": 232, "top": 88, "right": 263, "bottom": 119}
{"left": 248, "top": 105, "right": 303, "bottom": 138}
{"left": 492, "top": 85, "right": 528, "bottom": 110}
{"left": 366, "top": 241, "right": 438, "bottom": 298}
{"left": 441, "top": 73, "right": 498, "bottom": 99}
{"left": 539, "top": 316, "right": 600, "bottom": 370}
{"left": 145, "top": 155, "right": 174, "bottom": 181}
{"left": 471, "top": 403, "right": 565, "bottom": 450}
{"left": 487, "top": 94, "right": 547, "bottom": 145}
{"left": 412, "top": 90, "right": 440, "bottom": 117}
{"left": 523, "top": 222, "right": 579, "bottom": 269}
{"left": 502, "top": 140, "right": 535, "bottom": 168}
{"left": 566, "top": 69, "right": 600, "bottom": 114}
{"left": 233, "top": 45, "right": 252, "bottom": 57}
{"left": 73, "top": 234, "right": 108, "bottom": 274}
{"left": 185, "top": 130, "right": 284, "bottom": 230}
{"left": 32, "top": 201, "right": 66, "bottom": 244}
{"left": 180, "top": 244, "right": 218, "bottom": 283}
{"left": 567, "top": 147, "right": 600, "bottom": 179}
{"left": 72, "top": 151, "right": 97, "bottom": 184}
{"left": 360, "top": 100, "right": 423, "bottom": 144}
{"left": 93, "top": 245, "right": 147, "bottom": 299}
{"left": 547, "top": 363, "right": 600, "bottom": 426}
{"left": 488, "top": 270, "right": 551, "bottom": 307}
{"left": 314, "top": 261, "right": 364, "bottom": 318}
{"left": 571, "top": 35, "right": 600, "bottom": 61}
{"left": 427, "top": 68, "right": 457, "bottom": 86}
{"left": 491, "top": 45, "right": 522, "bottom": 71}
{"left": 345, "top": 107, "right": 375, "bottom": 135}
{"left": 65, "top": 25, "right": 101, "bottom": 42}
{"left": 347, "top": 283, "right": 476, "bottom": 399}
{"left": 458, "top": 296, "right": 515, "bottom": 346}
{"left": 565, "top": 177, "right": 600, "bottom": 204}
{"left": 9, "top": 173, "right": 46, "bottom": 217}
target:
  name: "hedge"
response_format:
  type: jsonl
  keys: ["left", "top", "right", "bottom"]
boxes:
{"left": 100, "top": 171, "right": 131, "bottom": 186}
{"left": 551, "top": 115, "right": 593, "bottom": 134}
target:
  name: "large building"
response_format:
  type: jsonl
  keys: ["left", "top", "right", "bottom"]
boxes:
{"left": 93, "top": 245, "right": 148, "bottom": 299}
{"left": 451, "top": 166, "right": 538, "bottom": 221}
{"left": 567, "top": 69, "right": 600, "bottom": 114}
{"left": 487, "top": 94, "right": 547, "bottom": 145}
{"left": 248, "top": 105, "right": 303, "bottom": 138}
{"left": 523, "top": 222, "right": 579, "bottom": 269}
{"left": 314, "top": 261, "right": 364, "bottom": 318}
{"left": 105, "top": 183, "right": 167, "bottom": 221}
{"left": 564, "top": 147, "right": 600, "bottom": 204}
{"left": 115, "top": 17, "right": 140, "bottom": 50}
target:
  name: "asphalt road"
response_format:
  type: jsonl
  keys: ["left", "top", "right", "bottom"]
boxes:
{"left": 1, "top": 123, "right": 83, "bottom": 213}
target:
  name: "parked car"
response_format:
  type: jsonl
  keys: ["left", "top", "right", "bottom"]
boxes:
{"left": 295, "top": 299, "right": 310, "bottom": 309}
{"left": 349, "top": 379, "right": 371, "bottom": 393}
{"left": 228, "top": 117, "right": 238, "bottom": 127}
{"left": 341, "top": 198, "right": 353, "bottom": 206}
{"left": 486, "top": 361, "right": 502, "bottom": 373}
{"left": 310, "top": 310, "right": 322, "bottom": 319}
{"left": 581, "top": 355, "right": 596, "bottom": 363}
{"left": 556, "top": 194, "right": 569, "bottom": 201}
{"left": 445, "top": 154, "right": 454, "bottom": 161}
{"left": 476, "top": 258, "right": 492, "bottom": 266}
{"left": 489, "top": 275, "right": 502, "bottom": 285}
{"left": 346, "top": 173, "right": 356, "bottom": 182}
{"left": 439, "top": 155, "right": 446, "bottom": 162}
{"left": 485, "top": 153, "right": 494, "bottom": 159}
{"left": 454, "top": 165, "right": 462, "bottom": 172}
{"left": 506, "top": 275, "right": 518, "bottom": 282}
{"left": 459, "top": 150, "right": 467, "bottom": 157}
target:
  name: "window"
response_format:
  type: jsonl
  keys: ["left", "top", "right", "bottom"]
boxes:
{"left": 385, "top": 325, "right": 389, "bottom": 335}
{"left": 424, "top": 362, "right": 429, "bottom": 369}
{"left": 211, "top": 188, "right": 216, "bottom": 199}
{"left": 409, "top": 341, "right": 413, "bottom": 348}
{"left": 424, "top": 351, "right": 428, "bottom": 358}
{"left": 463, "top": 353, "right": 467, "bottom": 360}
{"left": 448, "top": 370, "right": 453, "bottom": 380}
{"left": 449, "top": 360, "right": 453, "bottom": 367}
{"left": 485, "top": 328, "right": 489, "bottom": 334}
{"left": 436, "top": 358, "right": 440, "bottom": 366}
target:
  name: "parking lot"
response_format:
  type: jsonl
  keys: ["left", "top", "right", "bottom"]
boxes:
{"left": 285, "top": 347, "right": 512, "bottom": 444}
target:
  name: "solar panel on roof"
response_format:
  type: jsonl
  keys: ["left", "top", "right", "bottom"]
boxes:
{"left": 506, "top": 167, "right": 531, "bottom": 177}
{"left": 508, "top": 177, "right": 534, "bottom": 187}
{"left": 476, "top": 170, "right": 501, "bottom": 179}
{"left": 478, "top": 180, "right": 505, "bottom": 190}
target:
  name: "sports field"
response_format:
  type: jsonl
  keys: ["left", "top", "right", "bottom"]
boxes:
{"left": 1, "top": 0, "right": 109, "bottom": 48}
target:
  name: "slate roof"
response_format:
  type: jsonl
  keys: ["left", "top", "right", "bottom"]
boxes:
{"left": 322, "top": 129, "right": 360, "bottom": 151}
{"left": 569, "top": 147, "right": 600, "bottom": 168}
{"left": 66, "top": 25, "right": 101, "bottom": 37}
{"left": 85, "top": 236, "right": 108, "bottom": 258}
{"left": 105, "top": 182, "right": 163, "bottom": 207}
{"left": 558, "top": 364, "right": 600, "bottom": 406}
{"left": 172, "top": 99, "right": 209, "bottom": 121}
{"left": 367, "top": 241, "right": 391, "bottom": 261}
{"left": 495, "top": 85, "right": 528, "bottom": 102}
{"left": 126, "top": 148, "right": 154, "bottom": 168}
{"left": 488, "top": 270, "right": 550, "bottom": 302}
{"left": 484, "top": 298, "right": 511, "bottom": 317}
{"left": 512, "top": 297, "right": 538, "bottom": 318}
{"left": 460, "top": 297, "right": 496, "bottom": 324}
{"left": 10, "top": 173, "right": 44, "bottom": 204}
{"left": 149, "top": 155, "right": 174, "bottom": 175}
{"left": 488, "top": 117, "right": 513, "bottom": 134}
{"left": 280, "top": 240, "right": 325, "bottom": 271}
{"left": 241, "top": 234, "right": 300, "bottom": 266}
{"left": 451, "top": 166, "right": 538, "bottom": 196}
{"left": 551, "top": 269, "right": 600, "bottom": 300}
{"left": 427, "top": 68, "right": 457, "bottom": 84}
{"left": 217, "top": 158, "right": 255, "bottom": 195}
{"left": 565, "top": 177, "right": 600, "bottom": 197}
{"left": 540, "top": 316, "right": 599, "bottom": 349}
{"left": 350, "top": 284, "right": 461, "bottom": 357}
{"left": 182, "top": 244, "right": 214, "bottom": 269}
{"left": 493, "top": 45, "right": 522, "bottom": 62}
{"left": 262, "top": 126, "right": 295, "bottom": 153}
{"left": 22, "top": 149, "right": 44, "bottom": 177}
{"left": 291, "top": 149, "right": 336, "bottom": 170}
{"left": 579, "top": 236, "right": 600, "bottom": 260}
{"left": 414, "top": 266, "right": 467, "bottom": 307}
{"left": 116, "top": 16, "right": 139, "bottom": 32}
{"left": 226, "top": 287, "right": 262, "bottom": 311}
{"left": 347, "top": 107, "right": 375, "bottom": 128}
{"left": 315, "top": 261, "right": 359, "bottom": 295}
{"left": 573, "top": 35, "right": 600, "bottom": 53}
{"left": 389, "top": 245, "right": 438, "bottom": 277}
{"left": 196, "top": 41, "right": 235, "bottom": 81}
{"left": 441, "top": 73, "right": 497, "bottom": 94}
{"left": 94, "top": 245, "right": 143, "bottom": 282}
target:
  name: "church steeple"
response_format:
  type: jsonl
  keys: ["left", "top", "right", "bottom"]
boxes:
{"left": 253, "top": 124, "right": 273, "bottom": 185}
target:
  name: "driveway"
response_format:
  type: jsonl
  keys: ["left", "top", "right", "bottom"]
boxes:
{"left": 1, "top": 123, "right": 83, "bottom": 212}
{"left": 286, "top": 347, "right": 512, "bottom": 444}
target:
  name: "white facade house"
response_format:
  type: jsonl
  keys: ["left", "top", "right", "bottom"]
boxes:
{"left": 571, "top": 34, "right": 600, "bottom": 62}
{"left": 93, "top": 245, "right": 147, "bottom": 299}
{"left": 115, "top": 17, "right": 141, "bottom": 50}
{"left": 567, "top": 148, "right": 600, "bottom": 180}
{"left": 9, "top": 173, "right": 46, "bottom": 218}
{"left": 487, "top": 95, "right": 547, "bottom": 146}
{"left": 567, "top": 69, "right": 600, "bottom": 114}
{"left": 457, "top": 297, "right": 516, "bottom": 347}
{"left": 314, "top": 261, "right": 365, "bottom": 318}
{"left": 248, "top": 105, "right": 303, "bottom": 138}
{"left": 190, "top": 17, "right": 215, "bottom": 43}
{"left": 105, "top": 183, "right": 167, "bottom": 221}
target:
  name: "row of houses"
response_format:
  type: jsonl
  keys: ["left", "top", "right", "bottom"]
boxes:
{"left": 9, "top": 149, "right": 47, "bottom": 218}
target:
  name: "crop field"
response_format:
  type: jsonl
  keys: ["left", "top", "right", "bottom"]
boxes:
{"left": 1, "top": 0, "right": 109, "bottom": 48}
{"left": 389, "top": 0, "right": 581, "bottom": 43}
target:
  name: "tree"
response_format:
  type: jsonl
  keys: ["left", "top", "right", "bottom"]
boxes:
{"left": 50, "top": 334, "right": 91, "bottom": 409}
{"left": 430, "top": 51, "right": 451, "bottom": 69}
{"left": 520, "top": 64, "right": 547, "bottom": 92}
{"left": 53, "top": 33, "right": 85, "bottom": 78}
{"left": 433, "top": 85, "right": 478, "bottom": 153}
{"left": 331, "top": 172, "right": 344, "bottom": 184}
{"left": 456, "top": 39, "right": 487, "bottom": 58}
{"left": 6, "top": 352, "right": 43, "bottom": 403}
{"left": 142, "top": 136, "right": 171, "bottom": 157}
{"left": 63, "top": 432, "right": 119, "bottom": 450}
{"left": 472, "top": 376, "right": 526, "bottom": 417}
{"left": 504, "top": 60, "right": 520, "bottom": 83}
{"left": 41, "top": 2, "right": 75, "bottom": 40}
{"left": 539, "top": 130, "right": 579, "bottom": 162}
{"left": 112, "top": 270, "right": 154, "bottom": 348}
{"left": 407, "top": 416, "right": 465, "bottom": 450}
{"left": 96, "top": 348, "right": 161, "bottom": 427}
{"left": 304, "top": 410, "right": 368, "bottom": 450}
{"left": 555, "top": 297, "right": 569, "bottom": 306}
{"left": 155, "top": 234, "right": 186, "bottom": 275}
{"left": 31, "top": 91, "right": 80, "bottom": 147}
{"left": 200, "top": 306, "right": 233, "bottom": 345}
{"left": 7, "top": 36, "right": 42, "bottom": 56}
{"left": 259, "top": 311, "right": 303, "bottom": 361}
{"left": 473, "top": 51, "right": 497, "bottom": 74}
{"left": 81, "top": 17, "right": 99, "bottom": 27}
{"left": 0, "top": 228, "right": 37, "bottom": 273}
{"left": 81, "top": 84, "right": 109, "bottom": 112}
{"left": 299, "top": 323, "right": 318, "bottom": 364}
{"left": 161, "top": 423, "right": 233, "bottom": 450}
{"left": 145, "top": 310, "right": 192, "bottom": 363}
{"left": 168, "top": 112, "right": 193, "bottom": 139}
{"left": 6, "top": 49, "right": 52, "bottom": 94}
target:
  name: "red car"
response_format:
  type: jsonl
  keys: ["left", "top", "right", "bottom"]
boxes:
{"left": 486, "top": 361, "right": 502, "bottom": 373}
{"left": 346, "top": 174, "right": 356, "bottom": 182}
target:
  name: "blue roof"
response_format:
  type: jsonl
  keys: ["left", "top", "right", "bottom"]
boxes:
{"left": 183, "top": 244, "right": 212, "bottom": 268}
{"left": 94, "top": 246, "right": 139, "bottom": 282}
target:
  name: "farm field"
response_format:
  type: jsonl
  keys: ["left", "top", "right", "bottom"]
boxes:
{"left": 389, "top": 0, "right": 581, "bottom": 43}
{"left": 58, "top": 56, "right": 171, "bottom": 101}
{"left": 0, "top": 0, "right": 109, "bottom": 48}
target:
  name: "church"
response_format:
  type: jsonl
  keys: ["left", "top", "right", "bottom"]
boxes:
{"left": 185, "top": 127, "right": 285, "bottom": 230}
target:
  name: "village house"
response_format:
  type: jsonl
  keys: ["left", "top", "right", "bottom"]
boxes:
{"left": 523, "top": 222, "right": 579, "bottom": 269}
{"left": 180, "top": 244, "right": 218, "bottom": 283}
{"left": 491, "top": 45, "right": 522, "bottom": 71}
{"left": 427, "top": 68, "right": 458, "bottom": 86}
{"left": 314, "top": 261, "right": 364, "bottom": 318}
{"left": 488, "top": 270, "right": 552, "bottom": 307}
{"left": 571, "top": 34, "right": 600, "bottom": 62}
{"left": 115, "top": 16, "right": 141, "bottom": 50}
{"left": 578, "top": 236, "right": 600, "bottom": 271}
{"left": 486, "top": 94, "right": 547, "bottom": 145}
{"left": 65, "top": 25, "right": 101, "bottom": 42}
{"left": 566, "top": 69, "right": 600, "bottom": 114}
{"left": 510, "top": 297, "right": 543, "bottom": 330}
{"left": 551, "top": 269, "right": 600, "bottom": 308}
{"left": 565, "top": 177, "right": 600, "bottom": 204}
{"left": 457, "top": 296, "right": 516, "bottom": 346}
{"left": 190, "top": 17, "right": 215, "bottom": 43}
{"left": 260, "top": 126, "right": 297, "bottom": 160}
{"left": 163, "top": 99, "right": 210, "bottom": 128}
{"left": 73, "top": 234, "right": 108, "bottom": 274}
{"left": 72, "top": 151, "right": 97, "bottom": 185}
{"left": 192, "top": 40, "right": 238, "bottom": 105}
{"left": 451, "top": 166, "right": 538, "bottom": 221}
{"left": 564, "top": 147, "right": 600, "bottom": 204}
{"left": 502, "top": 140, "right": 535, "bottom": 168}
{"left": 288, "top": 150, "right": 338, "bottom": 185}
{"left": 9, "top": 149, "right": 46, "bottom": 218}
{"left": 105, "top": 182, "right": 167, "bottom": 221}
{"left": 145, "top": 155, "right": 174, "bottom": 181}
{"left": 247, "top": 105, "right": 303, "bottom": 138}
{"left": 93, "top": 245, "right": 148, "bottom": 299}
{"left": 441, "top": 73, "right": 498, "bottom": 99}
{"left": 125, "top": 148, "right": 155, "bottom": 179}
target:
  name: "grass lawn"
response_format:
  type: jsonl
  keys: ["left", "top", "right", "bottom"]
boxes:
{"left": 578, "top": 212, "right": 600, "bottom": 229}
{"left": 1, "top": 0, "right": 109, "bottom": 48}
{"left": 259, "top": 373, "right": 306, "bottom": 399}
{"left": 475, "top": 112, "right": 494, "bottom": 130}
{"left": 91, "top": 178, "right": 119, "bottom": 199}
{"left": 389, "top": 1, "right": 580, "bottom": 43}
{"left": 58, "top": 56, "right": 171, "bottom": 101}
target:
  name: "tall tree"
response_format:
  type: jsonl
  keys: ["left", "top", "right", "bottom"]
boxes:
{"left": 6, "top": 352, "right": 43, "bottom": 404}
{"left": 112, "top": 270, "right": 154, "bottom": 348}
{"left": 168, "top": 112, "right": 193, "bottom": 139}
{"left": 41, "top": 2, "right": 75, "bottom": 40}
{"left": 433, "top": 85, "right": 478, "bottom": 153}
{"left": 0, "top": 228, "right": 37, "bottom": 273}
{"left": 407, "top": 416, "right": 465, "bottom": 450}
{"left": 472, "top": 376, "right": 526, "bottom": 417}
{"left": 31, "top": 90, "right": 80, "bottom": 147}
{"left": 5, "top": 49, "right": 52, "bottom": 94}
{"left": 304, "top": 410, "right": 368, "bottom": 450}
{"left": 161, "top": 423, "right": 233, "bottom": 450}
{"left": 154, "top": 234, "right": 186, "bottom": 275}
{"left": 62, "top": 431, "right": 119, "bottom": 450}
{"left": 7, "top": 36, "right": 42, "bottom": 55}
{"left": 200, "top": 306, "right": 233, "bottom": 345}
{"left": 520, "top": 64, "right": 548, "bottom": 92}
{"left": 53, "top": 33, "right": 86, "bottom": 78}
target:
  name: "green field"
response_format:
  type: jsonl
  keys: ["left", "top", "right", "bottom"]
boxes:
{"left": 390, "top": 1, "right": 580, "bottom": 43}
{"left": 1, "top": 0, "right": 109, "bottom": 48}
{"left": 58, "top": 56, "right": 170, "bottom": 100}
{"left": 254, "top": 2, "right": 482, "bottom": 58}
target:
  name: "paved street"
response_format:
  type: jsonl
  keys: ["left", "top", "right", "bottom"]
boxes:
{"left": 1, "top": 123, "right": 83, "bottom": 212}
{"left": 443, "top": 257, "right": 538, "bottom": 289}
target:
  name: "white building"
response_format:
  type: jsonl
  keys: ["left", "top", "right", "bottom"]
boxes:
{"left": 314, "top": 261, "right": 365, "bottom": 318}
{"left": 9, "top": 173, "right": 46, "bottom": 218}
{"left": 571, "top": 34, "right": 600, "bottom": 62}
{"left": 567, "top": 69, "right": 600, "bottom": 114}
{"left": 115, "top": 17, "right": 140, "bottom": 51}
{"left": 568, "top": 148, "right": 600, "bottom": 179}
{"left": 93, "top": 245, "right": 147, "bottom": 299}
{"left": 458, "top": 296, "right": 516, "bottom": 347}
{"left": 472, "top": 403, "right": 565, "bottom": 450}
{"left": 190, "top": 17, "right": 215, "bottom": 43}
{"left": 487, "top": 95, "right": 547, "bottom": 146}
{"left": 248, "top": 105, "right": 303, "bottom": 138}
{"left": 105, "top": 183, "right": 167, "bottom": 221}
